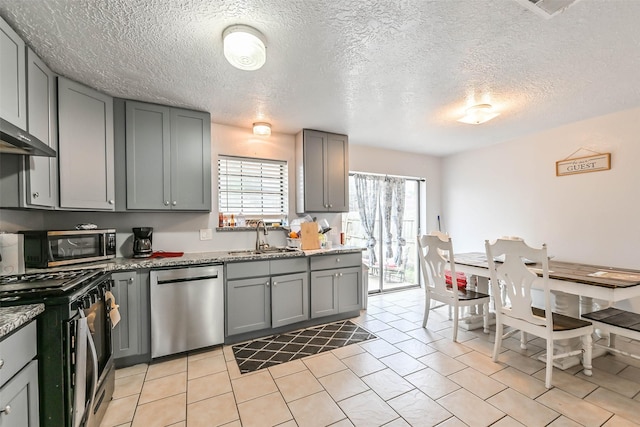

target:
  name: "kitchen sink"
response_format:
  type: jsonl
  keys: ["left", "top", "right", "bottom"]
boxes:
{"left": 227, "top": 247, "right": 300, "bottom": 256}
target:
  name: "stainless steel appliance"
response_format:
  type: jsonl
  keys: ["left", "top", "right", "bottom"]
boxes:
{"left": 132, "top": 227, "right": 153, "bottom": 258}
{"left": 0, "top": 269, "right": 115, "bottom": 427}
{"left": 0, "top": 117, "right": 56, "bottom": 157}
{"left": 150, "top": 265, "right": 224, "bottom": 358}
{"left": 20, "top": 229, "right": 116, "bottom": 268}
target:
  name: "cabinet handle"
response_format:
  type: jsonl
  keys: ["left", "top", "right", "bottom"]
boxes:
{"left": 339, "top": 273, "right": 343, "bottom": 277}
{"left": 172, "top": 201, "right": 177, "bottom": 206}
{"left": 0, "top": 359, "right": 4, "bottom": 369}
{"left": 129, "top": 277, "right": 134, "bottom": 282}
{"left": 33, "top": 192, "right": 39, "bottom": 198}
{"left": 335, "top": 273, "right": 339, "bottom": 277}
{"left": 266, "top": 281, "right": 270, "bottom": 287}
{"left": 329, "top": 204, "right": 333, "bottom": 208}
{"left": 1, "top": 405, "right": 10, "bottom": 415}
{"left": 273, "top": 281, "right": 278, "bottom": 287}
{"left": 17, "top": 133, "right": 31, "bottom": 142}
{"left": 108, "top": 199, "right": 115, "bottom": 205}
{"left": 164, "top": 201, "right": 170, "bottom": 206}
{"left": 336, "top": 258, "right": 340, "bottom": 263}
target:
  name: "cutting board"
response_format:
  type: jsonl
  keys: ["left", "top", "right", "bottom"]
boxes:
{"left": 300, "top": 222, "right": 320, "bottom": 250}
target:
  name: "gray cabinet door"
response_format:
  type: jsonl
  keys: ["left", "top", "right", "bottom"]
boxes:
{"left": 302, "top": 130, "right": 328, "bottom": 212}
{"left": 0, "top": 360, "right": 39, "bottom": 427}
{"left": 125, "top": 101, "right": 171, "bottom": 210}
{"left": 0, "top": 17, "right": 26, "bottom": 129}
{"left": 272, "top": 272, "right": 309, "bottom": 328}
{"left": 111, "top": 271, "right": 141, "bottom": 359}
{"left": 337, "top": 266, "right": 362, "bottom": 313}
{"left": 310, "top": 270, "right": 339, "bottom": 318}
{"left": 227, "top": 276, "right": 271, "bottom": 335}
{"left": 326, "top": 133, "right": 349, "bottom": 212}
{"left": 58, "top": 77, "right": 114, "bottom": 210}
{"left": 25, "top": 48, "right": 57, "bottom": 208}
{"left": 169, "top": 108, "right": 211, "bottom": 210}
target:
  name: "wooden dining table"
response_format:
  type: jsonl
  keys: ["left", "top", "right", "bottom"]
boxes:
{"left": 452, "top": 252, "right": 640, "bottom": 369}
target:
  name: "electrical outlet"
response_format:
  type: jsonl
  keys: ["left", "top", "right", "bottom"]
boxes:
{"left": 199, "top": 228, "right": 213, "bottom": 240}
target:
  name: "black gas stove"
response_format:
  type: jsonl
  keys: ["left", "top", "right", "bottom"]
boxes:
{"left": 0, "top": 268, "right": 103, "bottom": 302}
{"left": 0, "top": 268, "right": 115, "bottom": 427}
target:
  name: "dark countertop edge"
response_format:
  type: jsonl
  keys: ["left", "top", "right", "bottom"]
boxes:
{"left": 25, "top": 247, "right": 365, "bottom": 273}
{"left": 0, "top": 303, "right": 45, "bottom": 339}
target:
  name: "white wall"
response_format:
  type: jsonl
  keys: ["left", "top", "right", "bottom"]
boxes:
{"left": 442, "top": 107, "right": 640, "bottom": 310}
{"left": 349, "top": 144, "right": 442, "bottom": 235}
{"left": 0, "top": 124, "right": 443, "bottom": 258}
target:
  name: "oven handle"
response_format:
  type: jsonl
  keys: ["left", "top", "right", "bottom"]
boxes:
{"left": 84, "top": 310, "right": 99, "bottom": 427}
{"left": 72, "top": 309, "right": 99, "bottom": 427}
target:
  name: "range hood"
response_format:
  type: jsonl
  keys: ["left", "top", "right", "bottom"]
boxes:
{"left": 0, "top": 118, "right": 56, "bottom": 157}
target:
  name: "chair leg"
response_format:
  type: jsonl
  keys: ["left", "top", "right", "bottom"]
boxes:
{"left": 492, "top": 322, "right": 502, "bottom": 361}
{"left": 520, "top": 331, "right": 527, "bottom": 350}
{"left": 545, "top": 340, "right": 554, "bottom": 389}
{"left": 582, "top": 333, "right": 593, "bottom": 377}
{"left": 422, "top": 293, "right": 431, "bottom": 328}
{"left": 452, "top": 305, "right": 459, "bottom": 342}
{"left": 483, "top": 302, "right": 489, "bottom": 334}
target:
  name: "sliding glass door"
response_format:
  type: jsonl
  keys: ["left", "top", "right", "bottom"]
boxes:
{"left": 343, "top": 174, "right": 421, "bottom": 293}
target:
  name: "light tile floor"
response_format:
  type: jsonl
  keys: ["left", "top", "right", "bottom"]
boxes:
{"left": 100, "top": 288, "right": 640, "bottom": 427}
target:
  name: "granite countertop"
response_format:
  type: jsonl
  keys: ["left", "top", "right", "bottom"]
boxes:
{"left": 25, "top": 246, "right": 365, "bottom": 274}
{"left": 0, "top": 304, "right": 45, "bottom": 339}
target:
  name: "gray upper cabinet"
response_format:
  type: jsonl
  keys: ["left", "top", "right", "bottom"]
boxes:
{"left": 25, "top": 48, "right": 57, "bottom": 208}
{"left": 295, "top": 129, "right": 349, "bottom": 213}
{"left": 0, "top": 16, "right": 26, "bottom": 129}
{"left": 125, "top": 101, "right": 211, "bottom": 211}
{"left": 58, "top": 77, "right": 115, "bottom": 210}
{"left": 0, "top": 47, "right": 57, "bottom": 209}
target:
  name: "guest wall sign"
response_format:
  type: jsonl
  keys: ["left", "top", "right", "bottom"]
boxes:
{"left": 556, "top": 149, "right": 611, "bottom": 177}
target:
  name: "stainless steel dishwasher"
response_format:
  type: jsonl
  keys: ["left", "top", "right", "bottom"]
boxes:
{"left": 150, "top": 264, "right": 224, "bottom": 358}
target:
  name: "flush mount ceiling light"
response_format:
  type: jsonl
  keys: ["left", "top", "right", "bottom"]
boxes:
{"left": 222, "top": 24, "right": 266, "bottom": 71}
{"left": 457, "top": 103, "right": 500, "bottom": 125}
{"left": 253, "top": 122, "right": 271, "bottom": 136}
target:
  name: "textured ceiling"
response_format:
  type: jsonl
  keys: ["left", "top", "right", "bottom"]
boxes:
{"left": 1, "top": 0, "right": 639, "bottom": 156}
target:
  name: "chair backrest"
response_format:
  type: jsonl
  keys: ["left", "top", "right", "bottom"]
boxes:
{"left": 485, "top": 238, "right": 551, "bottom": 329}
{"left": 418, "top": 232, "right": 458, "bottom": 299}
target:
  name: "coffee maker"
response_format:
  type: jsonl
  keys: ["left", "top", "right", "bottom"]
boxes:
{"left": 132, "top": 227, "right": 153, "bottom": 258}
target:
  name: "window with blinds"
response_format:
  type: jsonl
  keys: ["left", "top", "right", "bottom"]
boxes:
{"left": 218, "top": 156, "right": 288, "bottom": 217}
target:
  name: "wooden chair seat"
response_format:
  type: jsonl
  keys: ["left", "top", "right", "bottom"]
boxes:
{"left": 531, "top": 307, "right": 593, "bottom": 331}
{"left": 583, "top": 307, "right": 640, "bottom": 360}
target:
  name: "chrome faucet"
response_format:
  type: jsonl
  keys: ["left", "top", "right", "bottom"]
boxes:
{"left": 255, "top": 220, "right": 269, "bottom": 251}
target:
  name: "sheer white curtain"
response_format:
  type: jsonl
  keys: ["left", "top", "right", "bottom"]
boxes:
{"left": 382, "top": 176, "right": 407, "bottom": 266}
{"left": 354, "top": 173, "right": 381, "bottom": 266}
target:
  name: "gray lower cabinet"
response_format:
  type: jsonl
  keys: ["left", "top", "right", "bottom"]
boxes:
{"left": 310, "top": 253, "right": 363, "bottom": 318}
{"left": 226, "top": 275, "right": 271, "bottom": 335}
{"left": 124, "top": 100, "right": 211, "bottom": 211}
{"left": 111, "top": 270, "right": 150, "bottom": 361}
{"left": 226, "top": 258, "right": 309, "bottom": 336}
{"left": 0, "top": 16, "right": 26, "bottom": 129}
{"left": 0, "top": 321, "right": 39, "bottom": 427}
{"left": 271, "top": 272, "right": 309, "bottom": 328}
{"left": 58, "top": 77, "right": 115, "bottom": 210}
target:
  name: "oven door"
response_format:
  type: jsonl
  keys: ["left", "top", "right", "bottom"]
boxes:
{"left": 68, "top": 281, "right": 113, "bottom": 427}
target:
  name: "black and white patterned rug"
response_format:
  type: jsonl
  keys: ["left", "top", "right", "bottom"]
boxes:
{"left": 232, "top": 320, "right": 377, "bottom": 374}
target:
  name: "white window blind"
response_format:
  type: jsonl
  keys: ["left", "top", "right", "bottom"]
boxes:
{"left": 218, "top": 156, "right": 288, "bottom": 216}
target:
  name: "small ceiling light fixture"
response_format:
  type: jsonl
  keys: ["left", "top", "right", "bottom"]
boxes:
{"left": 253, "top": 122, "right": 271, "bottom": 136}
{"left": 222, "top": 24, "right": 266, "bottom": 71}
{"left": 457, "top": 103, "right": 500, "bottom": 125}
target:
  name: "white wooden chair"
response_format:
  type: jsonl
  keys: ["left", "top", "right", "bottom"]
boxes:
{"left": 418, "top": 233, "right": 490, "bottom": 341}
{"left": 485, "top": 237, "right": 593, "bottom": 388}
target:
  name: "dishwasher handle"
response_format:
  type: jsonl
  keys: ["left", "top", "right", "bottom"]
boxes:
{"left": 156, "top": 274, "right": 219, "bottom": 285}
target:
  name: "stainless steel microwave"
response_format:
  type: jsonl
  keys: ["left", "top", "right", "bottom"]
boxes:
{"left": 20, "top": 229, "right": 116, "bottom": 268}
